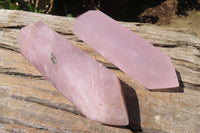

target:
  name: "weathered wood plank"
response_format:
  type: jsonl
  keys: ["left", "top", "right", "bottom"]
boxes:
{"left": 0, "top": 10, "right": 200, "bottom": 133}
{"left": 0, "top": 83, "right": 132, "bottom": 133}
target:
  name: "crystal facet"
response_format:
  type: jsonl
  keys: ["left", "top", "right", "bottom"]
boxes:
{"left": 18, "top": 22, "right": 128, "bottom": 125}
{"left": 73, "top": 10, "right": 179, "bottom": 89}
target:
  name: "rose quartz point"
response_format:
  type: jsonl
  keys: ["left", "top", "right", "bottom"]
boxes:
{"left": 18, "top": 22, "right": 128, "bottom": 126}
{"left": 73, "top": 10, "right": 179, "bottom": 89}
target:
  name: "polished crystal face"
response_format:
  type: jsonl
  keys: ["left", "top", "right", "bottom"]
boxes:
{"left": 18, "top": 21, "right": 128, "bottom": 126}
{"left": 73, "top": 10, "right": 179, "bottom": 89}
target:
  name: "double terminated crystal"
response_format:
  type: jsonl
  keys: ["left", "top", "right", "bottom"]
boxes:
{"left": 18, "top": 22, "right": 128, "bottom": 125}
{"left": 74, "top": 10, "right": 179, "bottom": 89}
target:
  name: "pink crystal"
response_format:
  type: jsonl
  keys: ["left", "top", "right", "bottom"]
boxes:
{"left": 73, "top": 10, "right": 179, "bottom": 89}
{"left": 18, "top": 22, "right": 128, "bottom": 125}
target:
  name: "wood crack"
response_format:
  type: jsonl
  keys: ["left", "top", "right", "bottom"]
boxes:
{"left": 11, "top": 95, "right": 82, "bottom": 116}
{"left": 172, "top": 58, "right": 200, "bottom": 70}
{"left": 0, "top": 71, "right": 44, "bottom": 80}
{"left": 1, "top": 25, "right": 25, "bottom": 29}
{"left": 153, "top": 42, "right": 200, "bottom": 49}
{"left": 0, "top": 117, "right": 63, "bottom": 132}
{"left": 57, "top": 31, "right": 74, "bottom": 36}
{"left": 183, "top": 81, "right": 200, "bottom": 88}
{"left": 153, "top": 43, "right": 178, "bottom": 48}
{"left": 97, "top": 61, "right": 120, "bottom": 70}
{"left": 0, "top": 43, "right": 19, "bottom": 53}
{"left": 195, "top": 46, "right": 200, "bottom": 50}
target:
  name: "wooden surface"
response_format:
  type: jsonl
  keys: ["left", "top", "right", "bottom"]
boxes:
{"left": 0, "top": 10, "right": 200, "bottom": 133}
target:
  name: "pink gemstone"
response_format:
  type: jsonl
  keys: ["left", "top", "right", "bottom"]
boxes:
{"left": 73, "top": 10, "right": 179, "bottom": 89}
{"left": 18, "top": 22, "right": 128, "bottom": 125}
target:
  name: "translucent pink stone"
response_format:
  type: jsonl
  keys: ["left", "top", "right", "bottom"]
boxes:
{"left": 73, "top": 10, "right": 179, "bottom": 89}
{"left": 18, "top": 22, "right": 128, "bottom": 125}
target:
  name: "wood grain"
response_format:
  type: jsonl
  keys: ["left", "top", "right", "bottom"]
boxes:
{"left": 0, "top": 10, "right": 200, "bottom": 133}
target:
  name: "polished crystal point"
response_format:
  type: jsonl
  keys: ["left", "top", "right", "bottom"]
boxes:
{"left": 73, "top": 10, "right": 179, "bottom": 89}
{"left": 18, "top": 22, "right": 128, "bottom": 125}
